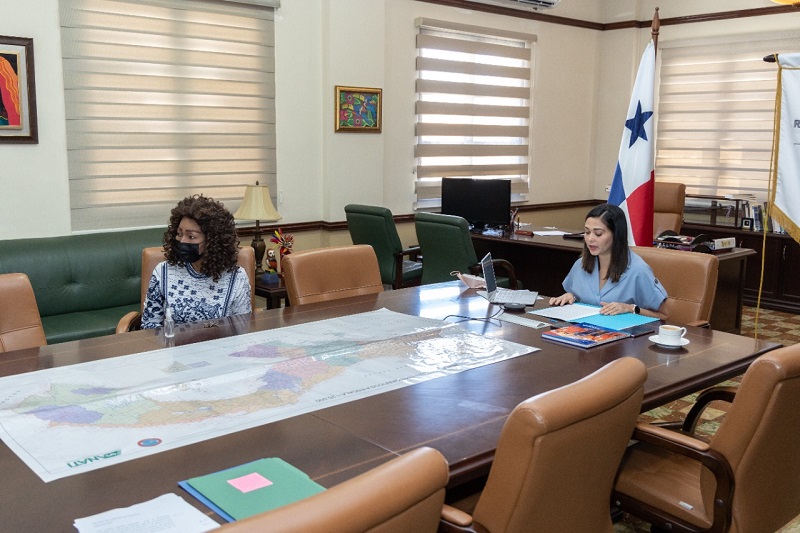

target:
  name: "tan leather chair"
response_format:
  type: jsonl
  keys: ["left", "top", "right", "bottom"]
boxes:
{"left": 653, "top": 182, "right": 686, "bottom": 237}
{"left": 0, "top": 273, "right": 47, "bottom": 352}
{"left": 116, "top": 246, "right": 256, "bottom": 332}
{"left": 218, "top": 446, "right": 448, "bottom": 533}
{"left": 440, "top": 357, "right": 647, "bottom": 533}
{"left": 282, "top": 245, "right": 383, "bottom": 306}
{"left": 614, "top": 343, "right": 800, "bottom": 533}
{"left": 633, "top": 246, "right": 718, "bottom": 328}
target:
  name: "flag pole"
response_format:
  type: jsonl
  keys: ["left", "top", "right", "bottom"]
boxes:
{"left": 651, "top": 7, "right": 660, "bottom": 55}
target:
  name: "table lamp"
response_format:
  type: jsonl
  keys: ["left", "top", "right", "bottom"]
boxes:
{"left": 233, "top": 182, "right": 282, "bottom": 275}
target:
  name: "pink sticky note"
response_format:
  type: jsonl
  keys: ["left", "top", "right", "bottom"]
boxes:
{"left": 228, "top": 472, "right": 273, "bottom": 493}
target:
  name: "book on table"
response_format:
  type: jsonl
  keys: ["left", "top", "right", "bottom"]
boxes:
{"left": 179, "top": 457, "right": 325, "bottom": 522}
{"left": 541, "top": 322, "right": 630, "bottom": 348}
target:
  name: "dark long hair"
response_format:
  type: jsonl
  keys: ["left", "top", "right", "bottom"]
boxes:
{"left": 163, "top": 195, "right": 239, "bottom": 282}
{"left": 581, "top": 203, "right": 629, "bottom": 283}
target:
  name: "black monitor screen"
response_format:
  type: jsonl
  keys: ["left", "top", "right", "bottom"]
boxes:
{"left": 441, "top": 178, "right": 511, "bottom": 228}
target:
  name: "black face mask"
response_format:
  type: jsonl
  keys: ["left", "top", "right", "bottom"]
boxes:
{"left": 175, "top": 242, "right": 203, "bottom": 264}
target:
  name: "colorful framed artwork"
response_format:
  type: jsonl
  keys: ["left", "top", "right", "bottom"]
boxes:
{"left": 335, "top": 86, "right": 382, "bottom": 133}
{"left": 1, "top": 35, "right": 38, "bottom": 144}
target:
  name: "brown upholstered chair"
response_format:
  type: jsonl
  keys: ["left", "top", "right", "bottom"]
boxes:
{"left": 116, "top": 246, "right": 256, "bottom": 333}
{"left": 0, "top": 273, "right": 47, "bottom": 352}
{"left": 218, "top": 446, "right": 449, "bottom": 533}
{"left": 633, "top": 246, "right": 718, "bottom": 328}
{"left": 440, "top": 357, "right": 647, "bottom": 533}
{"left": 613, "top": 344, "right": 800, "bottom": 533}
{"left": 653, "top": 182, "right": 686, "bottom": 237}
{"left": 281, "top": 245, "right": 383, "bottom": 306}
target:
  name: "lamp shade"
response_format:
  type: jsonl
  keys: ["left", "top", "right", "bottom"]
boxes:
{"left": 234, "top": 184, "right": 282, "bottom": 222}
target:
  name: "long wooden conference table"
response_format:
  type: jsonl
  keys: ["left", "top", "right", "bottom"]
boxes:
{"left": 0, "top": 282, "right": 780, "bottom": 530}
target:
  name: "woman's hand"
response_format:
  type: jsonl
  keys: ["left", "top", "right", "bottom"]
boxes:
{"left": 599, "top": 301, "right": 634, "bottom": 315}
{"left": 549, "top": 293, "right": 575, "bottom": 306}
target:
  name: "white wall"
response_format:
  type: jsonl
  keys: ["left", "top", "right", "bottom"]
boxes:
{"left": 0, "top": 0, "right": 70, "bottom": 239}
{"left": 2, "top": 0, "right": 799, "bottom": 240}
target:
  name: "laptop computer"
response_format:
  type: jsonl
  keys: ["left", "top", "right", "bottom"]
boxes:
{"left": 476, "top": 252, "right": 538, "bottom": 305}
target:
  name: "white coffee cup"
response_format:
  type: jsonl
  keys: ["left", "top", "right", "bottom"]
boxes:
{"left": 657, "top": 324, "right": 687, "bottom": 346}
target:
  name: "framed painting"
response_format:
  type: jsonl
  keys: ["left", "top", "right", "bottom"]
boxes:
{"left": 1, "top": 35, "right": 38, "bottom": 144}
{"left": 335, "top": 86, "right": 382, "bottom": 133}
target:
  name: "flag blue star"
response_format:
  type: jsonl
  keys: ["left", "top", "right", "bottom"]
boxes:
{"left": 625, "top": 101, "right": 653, "bottom": 148}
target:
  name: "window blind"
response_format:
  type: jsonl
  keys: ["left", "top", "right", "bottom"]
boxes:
{"left": 60, "top": 0, "right": 276, "bottom": 231}
{"left": 414, "top": 18, "right": 535, "bottom": 208}
{"left": 656, "top": 32, "right": 800, "bottom": 202}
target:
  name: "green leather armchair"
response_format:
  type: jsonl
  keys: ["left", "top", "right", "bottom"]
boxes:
{"left": 414, "top": 212, "right": 518, "bottom": 287}
{"left": 344, "top": 204, "right": 422, "bottom": 289}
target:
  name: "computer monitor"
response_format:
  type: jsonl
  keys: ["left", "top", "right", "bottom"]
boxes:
{"left": 441, "top": 178, "right": 511, "bottom": 230}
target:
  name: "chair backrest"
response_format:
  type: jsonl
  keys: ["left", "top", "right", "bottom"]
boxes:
{"left": 414, "top": 212, "right": 478, "bottom": 285}
{"left": 218, "top": 447, "right": 449, "bottom": 533}
{"left": 0, "top": 273, "right": 47, "bottom": 352}
{"left": 282, "top": 245, "right": 383, "bottom": 306}
{"left": 653, "top": 182, "right": 686, "bottom": 237}
{"left": 632, "top": 246, "right": 718, "bottom": 327}
{"left": 344, "top": 204, "right": 404, "bottom": 287}
{"left": 139, "top": 246, "right": 256, "bottom": 311}
{"left": 471, "top": 357, "right": 647, "bottom": 533}
{"left": 708, "top": 344, "right": 800, "bottom": 533}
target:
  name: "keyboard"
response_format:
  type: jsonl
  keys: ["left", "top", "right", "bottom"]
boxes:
{"left": 498, "top": 312, "right": 549, "bottom": 329}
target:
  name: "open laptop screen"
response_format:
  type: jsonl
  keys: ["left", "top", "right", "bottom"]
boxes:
{"left": 480, "top": 253, "right": 498, "bottom": 295}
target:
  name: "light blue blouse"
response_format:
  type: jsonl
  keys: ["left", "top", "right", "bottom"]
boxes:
{"left": 562, "top": 251, "right": 667, "bottom": 311}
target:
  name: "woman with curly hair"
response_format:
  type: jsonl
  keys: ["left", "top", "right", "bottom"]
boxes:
{"left": 141, "top": 195, "right": 252, "bottom": 329}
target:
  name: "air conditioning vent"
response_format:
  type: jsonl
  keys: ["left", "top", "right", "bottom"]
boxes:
{"left": 466, "top": 0, "right": 561, "bottom": 11}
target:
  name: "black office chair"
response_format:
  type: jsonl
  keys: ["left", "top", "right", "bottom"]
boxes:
{"left": 414, "top": 212, "right": 518, "bottom": 287}
{"left": 344, "top": 204, "right": 422, "bottom": 289}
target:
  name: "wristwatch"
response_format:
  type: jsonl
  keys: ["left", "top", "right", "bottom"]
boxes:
{"left": 632, "top": 304, "right": 641, "bottom": 314}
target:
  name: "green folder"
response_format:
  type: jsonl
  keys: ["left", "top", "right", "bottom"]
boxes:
{"left": 180, "top": 458, "right": 326, "bottom": 522}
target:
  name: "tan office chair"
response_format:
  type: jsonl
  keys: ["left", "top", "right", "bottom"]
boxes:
{"left": 116, "top": 246, "right": 256, "bottom": 333}
{"left": 614, "top": 343, "right": 800, "bottom": 533}
{"left": 440, "top": 357, "right": 647, "bottom": 533}
{"left": 218, "top": 446, "right": 449, "bottom": 533}
{"left": 281, "top": 245, "right": 383, "bottom": 306}
{"left": 0, "top": 273, "right": 47, "bottom": 352}
{"left": 633, "top": 246, "right": 718, "bottom": 328}
{"left": 653, "top": 182, "right": 686, "bottom": 237}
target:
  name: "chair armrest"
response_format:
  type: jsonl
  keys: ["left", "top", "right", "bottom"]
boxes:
{"left": 116, "top": 311, "right": 142, "bottom": 334}
{"left": 439, "top": 504, "right": 490, "bottom": 533}
{"left": 392, "top": 246, "right": 423, "bottom": 289}
{"left": 686, "top": 319, "right": 710, "bottom": 328}
{"left": 682, "top": 387, "right": 737, "bottom": 433}
{"left": 623, "top": 421, "right": 735, "bottom": 531}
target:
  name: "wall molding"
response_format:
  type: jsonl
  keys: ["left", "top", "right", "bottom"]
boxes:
{"left": 415, "top": 0, "right": 799, "bottom": 30}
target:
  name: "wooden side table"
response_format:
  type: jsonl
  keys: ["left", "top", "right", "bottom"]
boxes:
{"left": 254, "top": 277, "right": 289, "bottom": 309}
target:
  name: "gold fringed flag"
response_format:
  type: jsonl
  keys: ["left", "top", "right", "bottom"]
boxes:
{"left": 770, "top": 53, "right": 800, "bottom": 244}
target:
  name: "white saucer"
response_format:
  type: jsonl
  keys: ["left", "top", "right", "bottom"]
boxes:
{"left": 648, "top": 335, "right": 690, "bottom": 349}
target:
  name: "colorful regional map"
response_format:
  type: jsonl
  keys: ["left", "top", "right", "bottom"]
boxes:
{"left": 0, "top": 309, "right": 536, "bottom": 482}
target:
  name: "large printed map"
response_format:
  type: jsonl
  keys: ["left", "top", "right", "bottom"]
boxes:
{"left": 0, "top": 309, "right": 535, "bottom": 482}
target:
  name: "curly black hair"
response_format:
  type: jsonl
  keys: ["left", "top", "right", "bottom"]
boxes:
{"left": 163, "top": 195, "right": 240, "bottom": 282}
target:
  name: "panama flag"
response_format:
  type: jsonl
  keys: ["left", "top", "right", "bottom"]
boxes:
{"left": 771, "top": 53, "right": 800, "bottom": 245}
{"left": 608, "top": 40, "right": 656, "bottom": 246}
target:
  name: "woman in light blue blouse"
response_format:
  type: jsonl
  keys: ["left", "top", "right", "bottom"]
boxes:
{"left": 549, "top": 203, "right": 667, "bottom": 319}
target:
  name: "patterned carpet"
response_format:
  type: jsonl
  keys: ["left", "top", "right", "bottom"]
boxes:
{"left": 615, "top": 306, "right": 800, "bottom": 533}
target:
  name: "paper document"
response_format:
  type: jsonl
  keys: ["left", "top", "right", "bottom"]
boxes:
{"left": 533, "top": 230, "right": 569, "bottom": 236}
{"left": 74, "top": 493, "right": 219, "bottom": 533}
{"left": 531, "top": 303, "right": 601, "bottom": 322}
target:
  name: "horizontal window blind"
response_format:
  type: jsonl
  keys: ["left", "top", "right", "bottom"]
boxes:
{"left": 415, "top": 18, "right": 535, "bottom": 208}
{"left": 60, "top": 0, "right": 276, "bottom": 231}
{"left": 656, "top": 32, "right": 800, "bottom": 202}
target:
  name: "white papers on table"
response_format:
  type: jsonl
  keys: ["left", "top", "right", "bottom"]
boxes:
{"left": 74, "top": 493, "right": 219, "bottom": 533}
{"left": 533, "top": 230, "right": 569, "bottom": 236}
{"left": 530, "top": 303, "right": 601, "bottom": 322}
